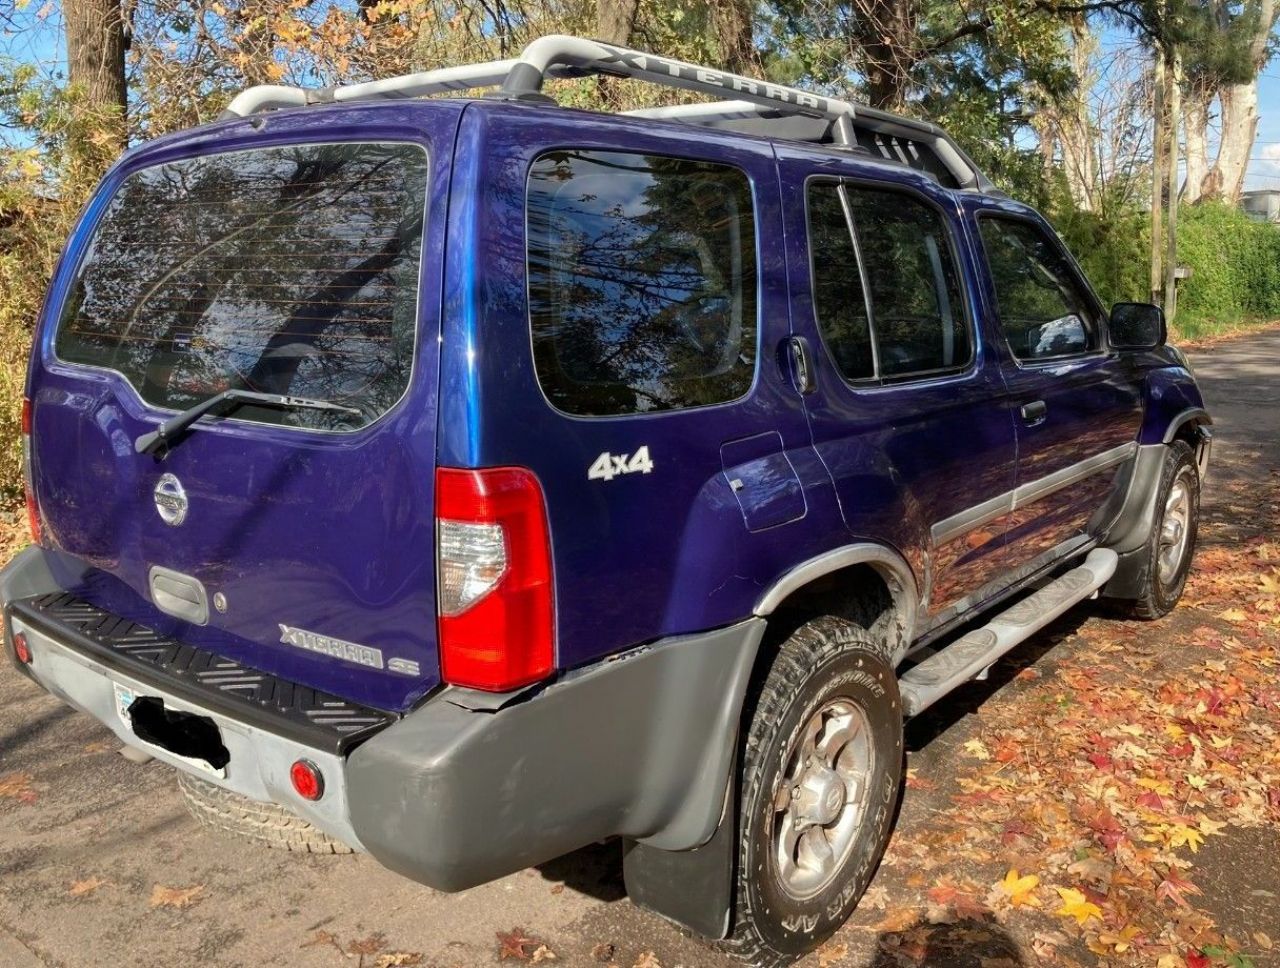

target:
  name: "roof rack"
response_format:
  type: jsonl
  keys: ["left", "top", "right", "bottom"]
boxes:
{"left": 220, "top": 34, "right": 994, "bottom": 192}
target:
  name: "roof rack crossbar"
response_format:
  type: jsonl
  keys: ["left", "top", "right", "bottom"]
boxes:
{"left": 217, "top": 33, "right": 992, "bottom": 192}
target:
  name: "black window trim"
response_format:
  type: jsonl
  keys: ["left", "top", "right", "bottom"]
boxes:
{"left": 802, "top": 172, "right": 979, "bottom": 389}
{"left": 49, "top": 137, "right": 432, "bottom": 440}
{"left": 522, "top": 145, "right": 763, "bottom": 421}
{"left": 973, "top": 208, "right": 1113, "bottom": 368}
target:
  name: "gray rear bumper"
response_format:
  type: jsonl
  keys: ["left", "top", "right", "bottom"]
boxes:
{"left": 3, "top": 546, "right": 763, "bottom": 894}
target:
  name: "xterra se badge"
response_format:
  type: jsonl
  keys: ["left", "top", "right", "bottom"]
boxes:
{"left": 278, "top": 624, "right": 421, "bottom": 677}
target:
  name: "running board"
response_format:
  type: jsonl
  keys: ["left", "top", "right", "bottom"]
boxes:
{"left": 899, "top": 548, "right": 1118, "bottom": 717}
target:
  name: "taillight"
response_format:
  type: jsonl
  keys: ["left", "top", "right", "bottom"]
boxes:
{"left": 21, "top": 398, "right": 42, "bottom": 546}
{"left": 436, "top": 466, "right": 554, "bottom": 691}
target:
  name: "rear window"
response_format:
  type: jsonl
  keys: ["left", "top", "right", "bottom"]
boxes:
{"left": 55, "top": 142, "right": 429, "bottom": 432}
{"left": 527, "top": 150, "right": 758, "bottom": 416}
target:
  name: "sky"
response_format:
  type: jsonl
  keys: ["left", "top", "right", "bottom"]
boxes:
{"left": 2, "top": 4, "right": 1278, "bottom": 192}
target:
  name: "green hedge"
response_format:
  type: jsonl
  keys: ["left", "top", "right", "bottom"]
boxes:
{"left": 1176, "top": 202, "right": 1280, "bottom": 328}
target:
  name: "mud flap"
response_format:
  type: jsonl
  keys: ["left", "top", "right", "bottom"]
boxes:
{"left": 622, "top": 771, "right": 737, "bottom": 940}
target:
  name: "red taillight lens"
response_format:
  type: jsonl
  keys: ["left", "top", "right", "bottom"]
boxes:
{"left": 435, "top": 466, "right": 554, "bottom": 692}
{"left": 20, "top": 398, "right": 42, "bottom": 547}
{"left": 290, "top": 759, "right": 324, "bottom": 801}
{"left": 12, "top": 631, "right": 31, "bottom": 665}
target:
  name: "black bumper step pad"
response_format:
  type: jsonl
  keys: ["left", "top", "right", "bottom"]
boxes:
{"left": 8, "top": 592, "right": 395, "bottom": 754}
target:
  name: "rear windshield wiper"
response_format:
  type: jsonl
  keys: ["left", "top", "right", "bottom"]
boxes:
{"left": 134, "top": 389, "right": 363, "bottom": 455}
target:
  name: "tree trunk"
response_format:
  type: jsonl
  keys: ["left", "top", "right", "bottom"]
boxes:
{"left": 1150, "top": 47, "right": 1166, "bottom": 307}
{"left": 1182, "top": 90, "right": 1209, "bottom": 204}
{"left": 858, "top": 0, "right": 918, "bottom": 111}
{"left": 596, "top": 0, "right": 640, "bottom": 46}
{"left": 1206, "top": 80, "right": 1259, "bottom": 202}
{"left": 1164, "top": 50, "right": 1182, "bottom": 321}
{"left": 1057, "top": 20, "right": 1098, "bottom": 212}
{"left": 709, "top": 0, "right": 756, "bottom": 73}
{"left": 64, "top": 0, "right": 128, "bottom": 152}
{"left": 1202, "top": 0, "right": 1273, "bottom": 203}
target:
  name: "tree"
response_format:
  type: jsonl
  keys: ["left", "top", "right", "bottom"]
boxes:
{"left": 63, "top": 0, "right": 128, "bottom": 155}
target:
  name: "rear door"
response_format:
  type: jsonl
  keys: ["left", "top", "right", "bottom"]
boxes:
{"left": 968, "top": 205, "right": 1143, "bottom": 565}
{"left": 776, "top": 147, "right": 1020, "bottom": 618}
{"left": 29, "top": 107, "right": 460, "bottom": 712}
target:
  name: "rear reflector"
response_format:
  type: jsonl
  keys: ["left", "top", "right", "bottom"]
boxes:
{"left": 436, "top": 467, "right": 554, "bottom": 692}
{"left": 20, "top": 398, "right": 41, "bottom": 547}
{"left": 12, "top": 631, "right": 31, "bottom": 665}
{"left": 290, "top": 759, "right": 324, "bottom": 801}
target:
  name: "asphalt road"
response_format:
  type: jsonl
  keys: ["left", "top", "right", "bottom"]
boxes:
{"left": 0, "top": 328, "right": 1276, "bottom": 968}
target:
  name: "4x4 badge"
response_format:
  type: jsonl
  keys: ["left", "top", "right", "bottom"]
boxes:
{"left": 153, "top": 473, "right": 188, "bottom": 526}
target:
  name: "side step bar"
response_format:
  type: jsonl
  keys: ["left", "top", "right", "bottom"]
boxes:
{"left": 900, "top": 548, "right": 1118, "bottom": 717}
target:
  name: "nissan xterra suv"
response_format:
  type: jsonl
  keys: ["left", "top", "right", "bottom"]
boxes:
{"left": 2, "top": 35, "right": 1211, "bottom": 967}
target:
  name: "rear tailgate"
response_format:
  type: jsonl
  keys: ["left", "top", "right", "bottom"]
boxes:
{"left": 26, "top": 106, "right": 459, "bottom": 712}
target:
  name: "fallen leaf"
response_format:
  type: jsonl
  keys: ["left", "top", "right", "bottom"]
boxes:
{"left": 347, "top": 933, "right": 386, "bottom": 956}
{"left": 1157, "top": 870, "right": 1202, "bottom": 908}
{"left": 68, "top": 877, "right": 108, "bottom": 897}
{"left": 497, "top": 927, "right": 540, "bottom": 961}
{"left": 531, "top": 945, "right": 556, "bottom": 963}
{"left": 0, "top": 772, "right": 37, "bottom": 804}
{"left": 1054, "top": 887, "right": 1102, "bottom": 925}
{"left": 149, "top": 884, "right": 204, "bottom": 909}
{"left": 963, "top": 739, "right": 991, "bottom": 760}
{"left": 816, "top": 940, "right": 848, "bottom": 967}
{"left": 995, "top": 869, "right": 1040, "bottom": 908}
{"left": 373, "top": 954, "right": 424, "bottom": 968}
{"left": 590, "top": 943, "right": 616, "bottom": 962}
{"left": 1166, "top": 824, "right": 1205, "bottom": 853}
{"left": 1255, "top": 932, "right": 1273, "bottom": 950}
{"left": 632, "top": 952, "right": 662, "bottom": 968}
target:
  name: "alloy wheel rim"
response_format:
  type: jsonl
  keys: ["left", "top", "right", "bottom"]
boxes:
{"left": 1157, "top": 474, "right": 1193, "bottom": 587}
{"left": 772, "top": 699, "right": 874, "bottom": 900}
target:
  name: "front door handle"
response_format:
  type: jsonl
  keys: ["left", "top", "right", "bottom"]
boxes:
{"left": 1020, "top": 400, "right": 1048, "bottom": 423}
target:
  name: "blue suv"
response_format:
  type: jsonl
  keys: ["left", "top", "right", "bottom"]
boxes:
{"left": 2, "top": 36, "right": 1211, "bottom": 967}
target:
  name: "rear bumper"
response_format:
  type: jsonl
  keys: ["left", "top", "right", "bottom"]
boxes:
{"left": 3, "top": 547, "right": 763, "bottom": 893}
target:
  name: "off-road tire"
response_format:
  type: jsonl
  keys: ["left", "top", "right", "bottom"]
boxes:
{"left": 177, "top": 772, "right": 355, "bottom": 854}
{"left": 1125, "top": 440, "right": 1200, "bottom": 620}
{"left": 719, "top": 616, "right": 903, "bottom": 968}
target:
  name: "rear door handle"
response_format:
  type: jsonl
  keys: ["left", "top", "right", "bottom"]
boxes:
{"left": 1020, "top": 400, "right": 1048, "bottom": 423}
{"left": 787, "top": 336, "right": 816, "bottom": 394}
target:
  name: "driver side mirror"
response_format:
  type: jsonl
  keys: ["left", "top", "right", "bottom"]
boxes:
{"left": 1110, "top": 302, "right": 1166, "bottom": 350}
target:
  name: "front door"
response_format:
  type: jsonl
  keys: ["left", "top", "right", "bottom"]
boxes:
{"left": 969, "top": 205, "right": 1143, "bottom": 567}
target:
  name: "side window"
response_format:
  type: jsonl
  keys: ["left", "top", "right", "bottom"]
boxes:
{"left": 978, "top": 217, "right": 1099, "bottom": 361}
{"left": 806, "top": 182, "right": 874, "bottom": 381}
{"left": 844, "top": 187, "right": 970, "bottom": 378}
{"left": 526, "top": 150, "right": 758, "bottom": 416}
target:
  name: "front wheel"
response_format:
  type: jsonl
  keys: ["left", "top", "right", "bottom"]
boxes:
{"left": 720, "top": 617, "right": 903, "bottom": 968}
{"left": 1127, "top": 440, "right": 1201, "bottom": 619}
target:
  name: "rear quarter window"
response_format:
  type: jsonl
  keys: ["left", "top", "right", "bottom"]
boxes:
{"left": 526, "top": 149, "right": 758, "bottom": 416}
{"left": 55, "top": 141, "right": 429, "bottom": 431}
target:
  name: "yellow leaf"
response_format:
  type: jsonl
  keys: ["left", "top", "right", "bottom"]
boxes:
{"left": 1164, "top": 723, "right": 1186, "bottom": 741}
{"left": 1097, "top": 924, "right": 1142, "bottom": 952}
{"left": 1186, "top": 773, "right": 1208, "bottom": 791}
{"left": 1137, "top": 777, "right": 1174, "bottom": 795}
{"left": 1166, "top": 824, "right": 1204, "bottom": 853}
{"left": 963, "top": 739, "right": 991, "bottom": 760}
{"left": 1219, "top": 607, "right": 1248, "bottom": 623}
{"left": 1197, "top": 815, "right": 1228, "bottom": 836}
{"left": 996, "top": 869, "right": 1041, "bottom": 908}
{"left": 1209, "top": 733, "right": 1233, "bottom": 749}
{"left": 1054, "top": 887, "right": 1102, "bottom": 925}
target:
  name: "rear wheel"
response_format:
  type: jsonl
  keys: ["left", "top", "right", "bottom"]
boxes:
{"left": 720, "top": 617, "right": 903, "bottom": 968}
{"left": 177, "top": 772, "right": 355, "bottom": 854}
{"left": 1125, "top": 440, "right": 1200, "bottom": 619}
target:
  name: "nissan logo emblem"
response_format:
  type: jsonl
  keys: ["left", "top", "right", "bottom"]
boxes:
{"left": 153, "top": 473, "right": 188, "bottom": 526}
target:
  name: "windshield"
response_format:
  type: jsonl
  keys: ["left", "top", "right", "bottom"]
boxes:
{"left": 55, "top": 141, "right": 429, "bottom": 432}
